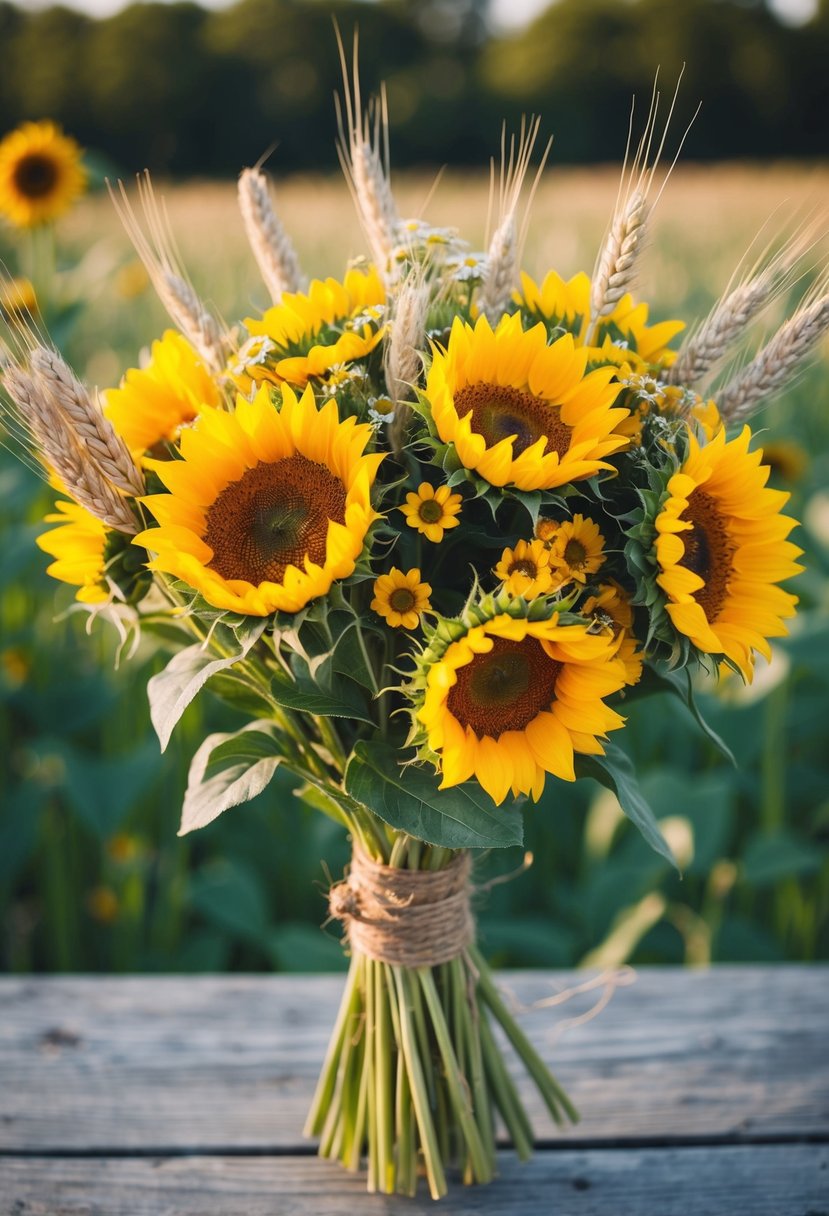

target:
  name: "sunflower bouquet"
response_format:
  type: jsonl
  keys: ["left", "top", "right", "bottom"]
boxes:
{"left": 0, "top": 71, "right": 820, "bottom": 1199}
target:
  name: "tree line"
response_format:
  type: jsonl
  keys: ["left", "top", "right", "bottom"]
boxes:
{"left": 1, "top": 0, "right": 827, "bottom": 176}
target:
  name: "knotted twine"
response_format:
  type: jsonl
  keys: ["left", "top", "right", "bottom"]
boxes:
{"left": 328, "top": 846, "right": 474, "bottom": 967}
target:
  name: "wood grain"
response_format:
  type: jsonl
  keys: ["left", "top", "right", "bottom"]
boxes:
{"left": 0, "top": 1145, "right": 827, "bottom": 1215}
{"left": 0, "top": 967, "right": 826, "bottom": 1152}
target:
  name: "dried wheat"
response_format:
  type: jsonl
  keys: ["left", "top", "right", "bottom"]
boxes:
{"left": 109, "top": 174, "right": 228, "bottom": 369}
{"left": 386, "top": 273, "right": 429, "bottom": 454}
{"left": 29, "top": 347, "right": 144, "bottom": 496}
{"left": 238, "top": 167, "right": 303, "bottom": 303}
{"left": 335, "top": 34, "right": 399, "bottom": 278}
{"left": 479, "top": 117, "right": 549, "bottom": 324}
{"left": 718, "top": 292, "right": 829, "bottom": 422}
{"left": 2, "top": 365, "right": 138, "bottom": 533}
{"left": 590, "top": 190, "right": 649, "bottom": 322}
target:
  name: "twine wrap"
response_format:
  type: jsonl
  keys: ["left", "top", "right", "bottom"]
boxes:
{"left": 329, "top": 847, "right": 474, "bottom": 967}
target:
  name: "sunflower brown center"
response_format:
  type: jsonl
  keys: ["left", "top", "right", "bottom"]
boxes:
{"left": 454, "top": 382, "right": 571, "bottom": 458}
{"left": 509, "top": 559, "right": 537, "bottom": 579}
{"left": 563, "top": 539, "right": 587, "bottom": 568}
{"left": 419, "top": 499, "right": 443, "bottom": 523}
{"left": 204, "top": 454, "right": 346, "bottom": 585}
{"left": 390, "top": 587, "right": 417, "bottom": 613}
{"left": 447, "top": 636, "right": 561, "bottom": 739}
{"left": 680, "top": 488, "right": 734, "bottom": 622}
{"left": 13, "top": 153, "right": 59, "bottom": 199}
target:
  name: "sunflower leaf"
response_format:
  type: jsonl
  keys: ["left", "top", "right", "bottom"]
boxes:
{"left": 344, "top": 739, "right": 523, "bottom": 849}
{"left": 148, "top": 622, "right": 265, "bottom": 751}
{"left": 179, "top": 720, "right": 283, "bottom": 835}
{"left": 633, "top": 665, "right": 738, "bottom": 767}
{"left": 270, "top": 668, "right": 374, "bottom": 723}
{"left": 577, "top": 742, "right": 679, "bottom": 870}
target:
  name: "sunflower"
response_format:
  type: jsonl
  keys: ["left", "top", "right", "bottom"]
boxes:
{"left": 104, "top": 331, "right": 221, "bottom": 461}
{"left": 243, "top": 267, "right": 386, "bottom": 387}
{"left": 655, "top": 426, "right": 802, "bottom": 680}
{"left": 548, "top": 514, "right": 606, "bottom": 585}
{"left": 372, "top": 567, "right": 432, "bottom": 628}
{"left": 417, "top": 612, "right": 625, "bottom": 804}
{"left": 516, "top": 270, "right": 684, "bottom": 371}
{"left": 425, "top": 313, "right": 628, "bottom": 491}
{"left": 400, "top": 482, "right": 462, "bottom": 542}
{"left": 0, "top": 121, "right": 86, "bottom": 228}
{"left": 135, "top": 383, "right": 383, "bottom": 616}
{"left": 582, "top": 580, "right": 643, "bottom": 686}
{"left": 0, "top": 276, "right": 37, "bottom": 319}
{"left": 493, "top": 538, "right": 556, "bottom": 599}
{"left": 36, "top": 498, "right": 109, "bottom": 603}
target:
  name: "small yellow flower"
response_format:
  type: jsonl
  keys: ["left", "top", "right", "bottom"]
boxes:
{"left": 372, "top": 567, "right": 432, "bottom": 629}
{"left": 0, "top": 121, "right": 86, "bottom": 228}
{"left": 401, "top": 482, "right": 462, "bottom": 543}
{"left": 494, "top": 538, "right": 556, "bottom": 599}
{"left": 534, "top": 517, "right": 559, "bottom": 544}
{"left": 549, "top": 515, "right": 606, "bottom": 585}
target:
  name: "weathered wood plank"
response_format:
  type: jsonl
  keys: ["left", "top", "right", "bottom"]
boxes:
{"left": 0, "top": 968, "right": 826, "bottom": 1152}
{"left": 0, "top": 1145, "right": 826, "bottom": 1215}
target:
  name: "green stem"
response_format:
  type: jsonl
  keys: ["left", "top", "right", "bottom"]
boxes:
{"left": 392, "top": 966, "right": 447, "bottom": 1200}
{"left": 478, "top": 1004, "right": 534, "bottom": 1160}
{"left": 470, "top": 944, "right": 578, "bottom": 1126}
{"left": 418, "top": 967, "right": 492, "bottom": 1184}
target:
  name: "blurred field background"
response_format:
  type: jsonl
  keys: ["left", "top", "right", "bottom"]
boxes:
{"left": 1, "top": 0, "right": 828, "bottom": 976}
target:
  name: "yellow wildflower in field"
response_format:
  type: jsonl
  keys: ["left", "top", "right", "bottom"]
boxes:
{"left": 0, "top": 121, "right": 86, "bottom": 228}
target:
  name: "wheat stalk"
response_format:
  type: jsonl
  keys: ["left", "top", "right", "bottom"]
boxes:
{"left": 717, "top": 291, "right": 829, "bottom": 422}
{"left": 588, "top": 71, "right": 697, "bottom": 340}
{"left": 238, "top": 167, "right": 303, "bottom": 303}
{"left": 335, "top": 32, "right": 400, "bottom": 279}
{"left": 590, "top": 189, "right": 649, "bottom": 323}
{"left": 386, "top": 272, "right": 429, "bottom": 454}
{"left": 668, "top": 223, "right": 813, "bottom": 387}
{"left": 29, "top": 347, "right": 144, "bottom": 497}
{"left": 108, "top": 173, "right": 228, "bottom": 369}
{"left": 479, "top": 117, "right": 549, "bottom": 325}
{"left": 2, "top": 365, "right": 139, "bottom": 533}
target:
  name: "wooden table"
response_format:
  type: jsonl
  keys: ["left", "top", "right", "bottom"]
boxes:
{"left": 0, "top": 967, "right": 826, "bottom": 1214}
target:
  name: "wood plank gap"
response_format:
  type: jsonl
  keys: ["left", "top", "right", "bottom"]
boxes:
{"left": 2, "top": 1129, "right": 826, "bottom": 1159}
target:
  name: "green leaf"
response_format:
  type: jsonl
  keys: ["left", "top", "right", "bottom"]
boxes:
{"left": 741, "top": 831, "right": 825, "bottom": 886}
{"left": 148, "top": 620, "right": 265, "bottom": 751}
{"left": 632, "top": 665, "right": 737, "bottom": 767}
{"left": 179, "top": 720, "right": 283, "bottom": 836}
{"left": 270, "top": 669, "right": 374, "bottom": 724}
{"left": 344, "top": 740, "right": 523, "bottom": 849}
{"left": 577, "top": 742, "right": 678, "bottom": 869}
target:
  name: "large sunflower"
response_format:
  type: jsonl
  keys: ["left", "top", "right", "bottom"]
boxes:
{"left": 36, "top": 498, "right": 109, "bottom": 603}
{"left": 135, "top": 384, "right": 383, "bottom": 615}
{"left": 655, "top": 426, "right": 802, "bottom": 680}
{"left": 242, "top": 267, "right": 386, "bottom": 387}
{"left": 516, "top": 270, "right": 684, "bottom": 370}
{"left": 425, "top": 313, "right": 629, "bottom": 491}
{"left": 0, "top": 121, "right": 86, "bottom": 228}
{"left": 418, "top": 612, "right": 625, "bottom": 804}
{"left": 104, "top": 331, "right": 221, "bottom": 460}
